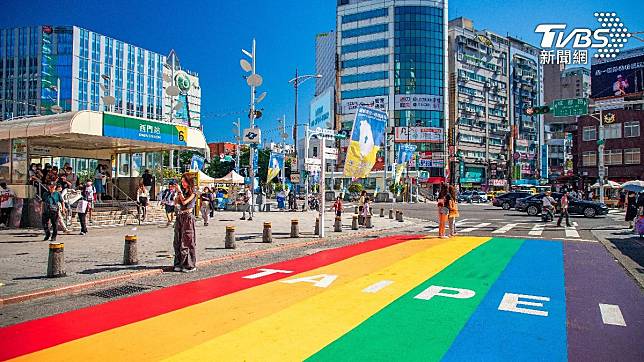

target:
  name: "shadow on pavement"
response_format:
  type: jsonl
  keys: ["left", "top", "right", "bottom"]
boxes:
{"left": 77, "top": 265, "right": 161, "bottom": 275}
{"left": 606, "top": 235, "right": 644, "bottom": 269}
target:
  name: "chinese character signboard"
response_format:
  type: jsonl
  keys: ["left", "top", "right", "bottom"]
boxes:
{"left": 394, "top": 127, "right": 444, "bottom": 143}
{"left": 340, "top": 96, "right": 388, "bottom": 114}
{"left": 553, "top": 97, "right": 589, "bottom": 117}
{"left": 394, "top": 94, "right": 443, "bottom": 111}
{"left": 103, "top": 114, "right": 188, "bottom": 146}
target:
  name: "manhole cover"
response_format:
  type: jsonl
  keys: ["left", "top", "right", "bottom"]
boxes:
{"left": 88, "top": 285, "right": 149, "bottom": 299}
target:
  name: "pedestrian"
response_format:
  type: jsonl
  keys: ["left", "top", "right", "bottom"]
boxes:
{"left": 446, "top": 185, "right": 459, "bottom": 237}
{"left": 358, "top": 190, "right": 366, "bottom": 215}
{"left": 363, "top": 196, "right": 371, "bottom": 220}
{"left": 542, "top": 191, "right": 556, "bottom": 222}
{"left": 94, "top": 165, "right": 108, "bottom": 202}
{"left": 42, "top": 181, "right": 64, "bottom": 242}
{"left": 76, "top": 193, "right": 89, "bottom": 235}
{"left": 288, "top": 189, "right": 296, "bottom": 211}
{"left": 55, "top": 185, "right": 70, "bottom": 234}
{"left": 0, "top": 181, "right": 16, "bottom": 227}
{"left": 173, "top": 173, "right": 197, "bottom": 273}
{"left": 625, "top": 191, "right": 637, "bottom": 229}
{"left": 437, "top": 183, "right": 448, "bottom": 238}
{"left": 200, "top": 187, "right": 212, "bottom": 226}
{"left": 557, "top": 190, "right": 572, "bottom": 227}
{"left": 136, "top": 182, "right": 149, "bottom": 222}
{"left": 160, "top": 181, "right": 177, "bottom": 226}
{"left": 83, "top": 180, "right": 96, "bottom": 224}
{"left": 142, "top": 169, "right": 154, "bottom": 196}
{"left": 618, "top": 191, "right": 626, "bottom": 210}
{"left": 256, "top": 188, "right": 264, "bottom": 212}
{"left": 240, "top": 186, "right": 252, "bottom": 220}
{"left": 277, "top": 188, "right": 286, "bottom": 210}
{"left": 332, "top": 196, "right": 343, "bottom": 217}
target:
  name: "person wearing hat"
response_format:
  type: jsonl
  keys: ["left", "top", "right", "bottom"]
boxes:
{"left": 42, "top": 181, "right": 65, "bottom": 242}
{"left": 160, "top": 181, "right": 177, "bottom": 226}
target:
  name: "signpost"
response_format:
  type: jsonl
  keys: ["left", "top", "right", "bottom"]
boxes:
{"left": 553, "top": 98, "right": 589, "bottom": 117}
{"left": 243, "top": 127, "right": 261, "bottom": 143}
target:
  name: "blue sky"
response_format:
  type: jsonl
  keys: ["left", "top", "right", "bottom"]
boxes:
{"left": 2, "top": 0, "right": 642, "bottom": 144}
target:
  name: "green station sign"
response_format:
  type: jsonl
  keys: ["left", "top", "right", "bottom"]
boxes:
{"left": 552, "top": 98, "right": 589, "bottom": 117}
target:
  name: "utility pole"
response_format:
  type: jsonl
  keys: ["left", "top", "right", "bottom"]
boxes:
{"left": 598, "top": 107, "right": 605, "bottom": 204}
{"left": 248, "top": 39, "right": 257, "bottom": 221}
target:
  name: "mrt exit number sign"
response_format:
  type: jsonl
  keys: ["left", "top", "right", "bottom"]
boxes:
{"left": 553, "top": 98, "right": 589, "bottom": 117}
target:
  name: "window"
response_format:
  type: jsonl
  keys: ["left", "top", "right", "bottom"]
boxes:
{"left": 582, "top": 126, "right": 596, "bottom": 141}
{"left": 342, "top": 24, "right": 388, "bottom": 39}
{"left": 582, "top": 151, "right": 596, "bottom": 166}
{"left": 341, "top": 71, "right": 388, "bottom": 84}
{"left": 604, "top": 149, "right": 622, "bottom": 165}
{"left": 603, "top": 123, "right": 621, "bottom": 139}
{"left": 342, "top": 39, "right": 389, "bottom": 53}
{"left": 341, "top": 87, "right": 388, "bottom": 99}
{"left": 624, "top": 148, "right": 640, "bottom": 165}
{"left": 342, "top": 55, "right": 388, "bottom": 68}
{"left": 624, "top": 121, "right": 640, "bottom": 138}
{"left": 342, "top": 8, "right": 388, "bottom": 24}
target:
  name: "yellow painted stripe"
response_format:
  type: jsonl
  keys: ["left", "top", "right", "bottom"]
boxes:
{"left": 166, "top": 236, "right": 490, "bottom": 362}
{"left": 12, "top": 236, "right": 447, "bottom": 362}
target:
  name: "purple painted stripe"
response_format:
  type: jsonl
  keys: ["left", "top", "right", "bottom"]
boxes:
{"left": 564, "top": 241, "right": 644, "bottom": 361}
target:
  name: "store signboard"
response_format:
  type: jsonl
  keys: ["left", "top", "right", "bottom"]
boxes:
{"left": 103, "top": 114, "right": 188, "bottom": 146}
{"left": 340, "top": 96, "right": 388, "bottom": 114}
{"left": 310, "top": 87, "right": 334, "bottom": 129}
{"left": 394, "top": 127, "right": 444, "bottom": 143}
{"left": 394, "top": 94, "right": 443, "bottom": 111}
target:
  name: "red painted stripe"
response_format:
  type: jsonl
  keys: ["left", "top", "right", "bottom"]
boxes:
{"left": 0, "top": 234, "right": 420, "bottom": 360}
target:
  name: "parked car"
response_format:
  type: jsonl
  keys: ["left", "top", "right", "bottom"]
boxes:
{"left": 492, "top": 192, "right": 532, "bottom": 210}
{"left": 458, "top": 191, "right": 474, "bottom": 203}
{"left": 458, "top": 191, "right": 486, "bottom": 203}
{"left": 474, "top": 191, "right": 488, "bottom": 203}
{"left": 521, "top": 193, "right": 609, "bottom": 218}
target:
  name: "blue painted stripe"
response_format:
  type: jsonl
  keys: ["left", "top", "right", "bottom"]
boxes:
{"left": 442, "top": 239, "right": 567, "bottom": 361}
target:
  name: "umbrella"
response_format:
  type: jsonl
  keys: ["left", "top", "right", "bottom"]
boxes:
{"left": 590, "top": 180, "right": 621, "bottom": 189}
{"left": 621, "top": 180, "right": 644, "bottom": 193}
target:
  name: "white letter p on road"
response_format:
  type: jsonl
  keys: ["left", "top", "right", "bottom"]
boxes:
{"left": 414, "top": 285, "right": 476, "bottom": 301}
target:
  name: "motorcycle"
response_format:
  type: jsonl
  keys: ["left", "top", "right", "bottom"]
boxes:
{"left": 541, "top": 205, "right": 555, "bottom": 222}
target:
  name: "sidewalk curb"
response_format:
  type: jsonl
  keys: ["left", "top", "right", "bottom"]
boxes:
{"left": 592, "top": 229, "right": 644, "bottom": 290}
{"left": 0, "top": 223, "right": 414, "bottom": 307}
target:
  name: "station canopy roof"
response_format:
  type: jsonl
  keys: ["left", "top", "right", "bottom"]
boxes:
{"left": 0, "top": 111, "right": 208, "bottom": 154}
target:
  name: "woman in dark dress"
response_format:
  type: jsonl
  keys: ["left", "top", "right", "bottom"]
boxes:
{"left": 625, "top": 191, "right": 637, "bottom": 229}
{"left": 173, "top": 173, "right": 197, "bottom": 272}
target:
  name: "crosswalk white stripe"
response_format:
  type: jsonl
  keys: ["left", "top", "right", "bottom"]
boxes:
{"left": 529, "top": 223, "right": 545, "bottom": 236}
{"left": 565, "top": 225, "right": 580, "bottom": 238}
{"left": 492, "top": 223, "right": 520, "bottom": 234}
{"left": 428, "top": 220, "right": 472, "bottom": 233}
{"left": 459, "top": 222, "right": 491, "bottom": 233}
{"left": 573, "top": 221, "right": 579, "bottom": 227}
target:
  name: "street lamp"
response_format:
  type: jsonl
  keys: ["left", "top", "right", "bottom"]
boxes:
{"left": 288, "top": 70, "right": 321, "bottom": 161}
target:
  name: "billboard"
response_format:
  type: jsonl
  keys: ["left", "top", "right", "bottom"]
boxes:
{"left": 340, "top": 95, "right": 388, "bottom": 114}
{"left": 309, "top": 87, "right": 334, "bottom": 129}
{"left": 394, "top": 94, "right": 443, "bottom": 111}
{"left": 591, "top": 55, "right": 644, "bottom": 98}
{"left": 394, "top": 127, "right": 444, "bottom": 143}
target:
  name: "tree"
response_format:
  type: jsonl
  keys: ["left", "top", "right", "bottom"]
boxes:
{"left": 178, "top": 150, "right": 204, "bottom": 171}
{"left": 204, "top": 157, "right": 235, "bottom": 178}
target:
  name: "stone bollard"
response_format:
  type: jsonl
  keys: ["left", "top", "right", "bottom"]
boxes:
{"left": 334, "top": 216, "right": 342, "bottom": 232}
{"left": 123, "top": 235, "right": 139, "bottom": 265}
{"left": 290, "top": 219, "right": 299, "bottom": 238}
{"left": 314, "top": 217, "right": 320, "bottom": 236}
{"left": 389, "top": 209, "right": 394, "bottom": 219}
{"left": 47, "top": 242, "right": 66, "bottom": 278}
{"left": 380, "top": 208, "right": 385, "bottom": 217}
{"left": 365, "top": 214, "right": 373, "bottom": 228}
{"left": 351, "top": 215, "right": 359, "bottom": 230}
{"left": 398, "top": 210, "right": 404, "bottom": 222}
{"left": 263, "top": 222, "right": 272, "bottom": 243}
{"left": 225, "top": 226, "right": 236, "bottom": 249}
{"left": 358, "top": 214, "right": 365, "bottom": 226}
{"left": 354, "top": 206, "right": 359, "bottom": 214}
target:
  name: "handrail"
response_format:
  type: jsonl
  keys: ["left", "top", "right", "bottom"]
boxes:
{"left": 109, "top": 182, "right": 141, "bottom": 225}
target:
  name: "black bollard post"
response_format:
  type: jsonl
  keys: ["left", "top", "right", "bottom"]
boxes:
{"left": 290, "top": 219, "right": 299, "bottom": 238}
{"left": 263, "top": 222, "right": 272, "bottom": 243}
{"left": 123, "top": 235, "right": 139, "bottom": 265}
{"left": 389, "top": 209, "right": 394, "bottom": 219}
{"left": 352, "top": 215, "right": 358, "bottom": 230}
{"left": 334, "top": 216, "right": 342, "bottom": 232}
{"left": 47, "top": 243, "right": 66, "bottom": 278}
{"left": 225, "top": 226, "right": 236, "bottom": 249}
{"left": 314, "top": 217, "right": 320, "bottom": 236}
{"left": 366, "top": 214, "right": 373, "bottom": 228}
{"left": 380, "top": 208, "right": 385, "bottom": 217}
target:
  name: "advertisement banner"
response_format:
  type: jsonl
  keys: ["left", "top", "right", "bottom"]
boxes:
{"left": 394, "top": 94, "right": 443, "bottom": 111}
{"left": 103, "top": 114, "right": 188, "bottom": 146}
{"left": 541, "top": 144, "right": 548, "bottom": 179}
{"left": 343, "top": 106, "right": 387, "bottom": 178}
{"left": 397, "top": 144, "right": 417, "bottom": 164}
{"left": 309, "top": 87, "right": 334, "bottom": 129}
{"left": 266, "top": 152, "right": 284, "bottom": 184}
{"left": 340, "top": 96, "right": 388, "bottom": 114}
{"left": 394, "top": 127, "right": 444, "bottom": 143}
{"left": 591, "top": 54, "right": 644, "bottom": 98}
{"left": 190, "top": 155, "right": 205, "bottom": 171}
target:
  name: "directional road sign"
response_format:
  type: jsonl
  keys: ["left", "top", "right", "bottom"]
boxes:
{"left": 553, "top": 98, "right": 588, "bottom": 117}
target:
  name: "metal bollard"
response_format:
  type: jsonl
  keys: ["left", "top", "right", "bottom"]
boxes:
{"left": 354, "top": 206, "right": 359, "bottom": 214}
{"left": 334, "top": 216, "right": 342, "bottom": 232}
{"left": 358, "top": 214, "right": 365, "bottom": 226}
{"left": 389, "top": 209, "right": 394, "bottom": 219}
{"left": 123, "top": 235, "right": 139, "bottom": 265}
{"left": 380, "top": 208, "right": 384, "bottom": 217}
{"left": 263, "top": 222, "right": 272, "bottom": 243}
{"left": 47, "top": 242, "right": 66, "bottom": 278}
{"left": 351, "top": 215, "right": 358, "bottom": 230}
{"left": 365, "top": 214, "right": 373, "bottom": 228}
{"left": 225, "top": 226, "right": 236, "bottom": 249}
{"left": 314, "top": 217, "right": 320, "bottom": 236}
{"left": 290, "top": 219, "right": 299, "bottom": 238}
{"left": 398, "top": 210, "right": 404, "bottom": 222}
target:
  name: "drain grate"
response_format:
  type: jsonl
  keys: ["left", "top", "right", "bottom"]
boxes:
{"left": 88, "top": 285, "right": 149, "bottom": 299}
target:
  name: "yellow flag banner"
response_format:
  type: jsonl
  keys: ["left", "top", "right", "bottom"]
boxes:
{"left": 343, "top": 107, "right": 387, "bottom": 178}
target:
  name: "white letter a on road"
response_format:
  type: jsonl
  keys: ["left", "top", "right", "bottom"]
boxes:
{"left": 281, "top": 274, "right": 338, "bottom": 288}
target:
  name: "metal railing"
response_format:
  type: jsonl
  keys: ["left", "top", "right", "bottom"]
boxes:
{"left": 108, "top": 182, "right": 141, "bottom": 225}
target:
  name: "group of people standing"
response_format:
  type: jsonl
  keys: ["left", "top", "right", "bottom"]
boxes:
{"left": 436, "top": 184, "right": 459, "bottom": 238}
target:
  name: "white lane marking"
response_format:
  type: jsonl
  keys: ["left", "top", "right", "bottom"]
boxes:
{"left": 492, "top": 223, "right": 520, "bottom": 234}
{"left": 573, "top": 221, "right": 578, "bottom": 227}
{"left": 428, "top": 220, "right": 473, "bottom": 233}
{"left": 362, "top": 280, "right": 394, "bottom": 293}
{"left": 599, "top": 304, "right": 626, "bottom": 326}
{"left": 459, "top": 222, "right": 491, "bottom": 233}
{"left": 529, "top": 224, "right": 545, "bottom": 236}
{"left": 565, "top": 225, "right": 580, "bottom": 238}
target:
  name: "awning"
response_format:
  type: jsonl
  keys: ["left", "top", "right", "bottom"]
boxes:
{"left": 213, "top": 171, "right": 245, "bottom": 184}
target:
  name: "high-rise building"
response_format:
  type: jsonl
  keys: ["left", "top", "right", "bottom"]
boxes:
{"left": 314, "top": 31, "right": 336, "bottom": 97}
{"left": 336, "top": 0, "right": 448, "bottom": 190}
{"left": 0, "top": 25, "right": 200, "bottom": 125}
{"left": 448, "top": 17, "right": 510, "bottom": 190}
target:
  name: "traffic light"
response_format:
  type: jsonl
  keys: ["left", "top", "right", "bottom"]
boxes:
{"left": 524, "top": 106, "right": 551, "bottom": 115}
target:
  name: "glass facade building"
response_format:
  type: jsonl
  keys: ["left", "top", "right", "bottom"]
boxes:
{"left": 337, "top": 0, "right": 448, "bottom": 184}
{"left": 0, "top": 25, "right": 200, "bottom": 124}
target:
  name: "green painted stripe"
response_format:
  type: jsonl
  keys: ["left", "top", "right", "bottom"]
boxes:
{"left": 306, "top": 237, "right": 524, "bottom": 362}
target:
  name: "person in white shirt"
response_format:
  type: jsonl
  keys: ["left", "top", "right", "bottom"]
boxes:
{"left": 542, "top": 192, "right": 556, "bottom": 222}
{"left": 0, "top": 182, "right": 16, "bottom": 227}
{"left": 136, "top": 183, "right": 150, "bottom": 222}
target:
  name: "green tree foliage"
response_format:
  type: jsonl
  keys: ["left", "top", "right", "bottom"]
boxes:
{"left": 348, "top": 182, "right": 364, "bottom": 194}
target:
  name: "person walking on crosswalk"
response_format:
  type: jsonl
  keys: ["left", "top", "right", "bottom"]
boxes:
{"left": 557, "top": 190, "right": 572, "bottom": 227}
{"left": 437, "top": 183, "right": 449, "bottom": 238}
{"left": 446, "top": 185, "right": 459, "bottom": 237}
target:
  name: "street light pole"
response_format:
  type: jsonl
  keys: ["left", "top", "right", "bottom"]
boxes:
{"left": 293, "top": 68, "right": 299, "bottom": 154}
{"left": 598, "top": 108, "right": 604, "bottom": 204}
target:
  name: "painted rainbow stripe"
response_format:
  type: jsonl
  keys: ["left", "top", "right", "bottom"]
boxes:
{"left": 1, "top": 235, "right": 642, "bottom": 361}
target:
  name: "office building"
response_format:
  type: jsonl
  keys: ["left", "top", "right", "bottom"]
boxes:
{"left": 314, "top": 31, "right": 336, "bottom": 97}
{"left": 336, "top": 0, "right": 449, "bottom": 190}
{"left": 0, "top": 25, "right": 200, "bottom": 125}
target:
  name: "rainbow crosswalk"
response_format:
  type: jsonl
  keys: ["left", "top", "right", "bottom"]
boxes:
{"left": 1, "top": 234, "right": 642, "bottom": 361}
